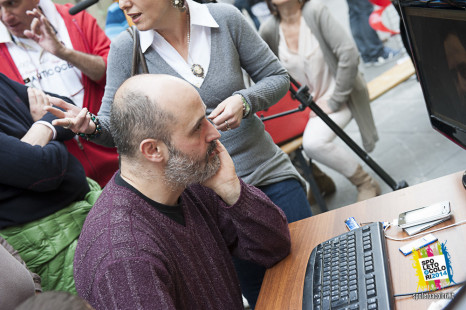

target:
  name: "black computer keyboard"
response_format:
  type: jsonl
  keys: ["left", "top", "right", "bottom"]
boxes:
{"left": 303, "top": 222, "right": 394, "bottom": 310}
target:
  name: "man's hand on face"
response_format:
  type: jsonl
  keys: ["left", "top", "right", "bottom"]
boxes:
{"left": 202, "top": 141, "right": 241, "bottom": 206}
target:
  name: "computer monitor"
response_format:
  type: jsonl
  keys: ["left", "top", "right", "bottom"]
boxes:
{"left": 399, "top": 0, "right": 466, "bottom": 149}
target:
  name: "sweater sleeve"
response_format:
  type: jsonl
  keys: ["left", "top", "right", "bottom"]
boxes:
{"left": 215, "top": 180, "right": 291, "bottom": 268}
{"left": 224, "top": 6, "right": 290, "bottom": 116}
{"left": 94, "top": 31, "right": 134, "bottom": 147}
{"left": 93, "top": 259, "right": 177, "bottom": 310}
{"left": 311, "top": 3, "right": 360, "bottom": 112}
{"left": 0, "top": 132, "right": 70, "bottom": 192}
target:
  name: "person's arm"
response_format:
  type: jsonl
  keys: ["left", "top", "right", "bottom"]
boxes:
{"left": 0, "top": 131, "right": 70, "bottom": 192}
{"left": 201, "top": 142, "right": 291, "bottom": 267}
{"left": 208, "top": 6, "right": 289, "bottom": 130}
{"left": 308, "top": 2, "right": 360, "bottom": 112}
{"left": 93, "top": 259, "right": 177, "bottom": 309}
{"left": 20, "top": 122, "right": 53, "bottom": 146}
{"left": 24, "top": 9, "right": 106, "bottom": 82}
{"left": 95, "top": 31, "right": 135, "bottom": 146}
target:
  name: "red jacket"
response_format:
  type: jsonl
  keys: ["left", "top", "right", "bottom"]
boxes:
{"left": 0, "top": 3, "right": 119, "bottom": 187}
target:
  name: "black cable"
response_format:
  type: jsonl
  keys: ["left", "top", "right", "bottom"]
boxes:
{"left": 394, "top": 280, "right": 466, "bottom": 297}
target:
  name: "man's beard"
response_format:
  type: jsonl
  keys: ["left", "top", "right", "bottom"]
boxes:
{"left": 164, "top": 141, "right": 220, "bottom": 188}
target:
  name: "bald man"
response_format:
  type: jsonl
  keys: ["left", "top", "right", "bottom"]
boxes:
{"left": 73, "top": 74, "right": 291, "bottom": 310}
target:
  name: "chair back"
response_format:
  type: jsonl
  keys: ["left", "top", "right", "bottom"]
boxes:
{"left": 257, "top": 91, "right": 310, "bottom": 145}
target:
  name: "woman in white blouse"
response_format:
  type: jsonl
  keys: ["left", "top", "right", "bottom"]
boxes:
{"left": 260, "top": 0, "right": 381, "bottom": 202}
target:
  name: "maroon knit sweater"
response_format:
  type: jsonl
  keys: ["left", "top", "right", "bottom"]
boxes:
{"left": 74, "top": 173, "right": 291, "bottom": 310}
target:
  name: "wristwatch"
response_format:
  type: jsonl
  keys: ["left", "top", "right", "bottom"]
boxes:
{"left": 240, "top": 95, "right": 251, "bottom": 118}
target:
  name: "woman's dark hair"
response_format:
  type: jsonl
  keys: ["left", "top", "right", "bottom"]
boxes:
{"left": 265, "top": 0, "right": 309, "bottom": 19}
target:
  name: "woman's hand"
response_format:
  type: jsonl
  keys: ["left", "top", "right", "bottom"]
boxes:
{"left": 28, "top": 87, "right": 51, "bottom": 122}
{"left": 44, "top": 97, "right": 95, "bottom": 134}
{"left": 309, "top": 98, "right": 334, "bottom": 118}
{"left": 208, "top": 94, "right": 244, "bottom": 132}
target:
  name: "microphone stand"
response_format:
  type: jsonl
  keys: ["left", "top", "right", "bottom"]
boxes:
{"left": 68, "top": 0, "right": 99, "bottom": 15}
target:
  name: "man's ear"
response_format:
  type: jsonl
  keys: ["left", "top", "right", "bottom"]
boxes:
{"left": 139, "top": 139, "right": 166, "bottom": 163}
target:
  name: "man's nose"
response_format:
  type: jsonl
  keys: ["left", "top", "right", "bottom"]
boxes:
{"left": 206, "top": 120, "right": 221, "bottom": 142}
{"left": 118, "top": 0, "right": 131, "bottom": 11}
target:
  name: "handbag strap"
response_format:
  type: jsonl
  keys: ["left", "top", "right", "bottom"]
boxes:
{"left": 127, "top": 25, "right": 149, "bottom": 76}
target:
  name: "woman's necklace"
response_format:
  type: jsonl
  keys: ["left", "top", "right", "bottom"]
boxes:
{"left": 186, "top": 11, "right": 205, "bottom": 79}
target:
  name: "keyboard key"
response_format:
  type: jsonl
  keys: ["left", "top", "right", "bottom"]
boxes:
{"left": 340, "top": 296, "right": 349, "bottom": 305}
{"left": 350, "top": 290, "right": 358, "bottom": 302}
{"left": 331, "top": 296, "right": 349, "bottom": 308}
{"left": 367, "top": 289, "right": 376, "bottom": 297}
{"left": 367, "top": 284, "right": 375, "bottom": 290}
{"left": 322, "top": 296, "right": 330, "bottom": 310}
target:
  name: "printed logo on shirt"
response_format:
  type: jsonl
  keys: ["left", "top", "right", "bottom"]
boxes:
{"left": 24, "top": 62, "right": 76, "bottom": 85}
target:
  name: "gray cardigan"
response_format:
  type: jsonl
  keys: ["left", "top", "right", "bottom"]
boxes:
{"left": 259, "top": 0, "right": 378, "bottom": 152}
{"left": 95, "top": 3, "right": 304, "bottom": 187}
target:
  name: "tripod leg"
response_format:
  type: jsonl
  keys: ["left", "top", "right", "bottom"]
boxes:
{"left": 290, "top": 80, "right": 409, "bottom": 191}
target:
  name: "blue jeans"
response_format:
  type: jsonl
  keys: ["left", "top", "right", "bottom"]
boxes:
{"left": 346, "top": 0, "right": 384, "bottom": 62}
{"left": 234, "top": 178, "right": 312, "bottom": 309}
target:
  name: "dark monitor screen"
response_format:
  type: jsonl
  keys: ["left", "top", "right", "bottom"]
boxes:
{"left": 400, "top": 1, "right": 466, "bottom": 149}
